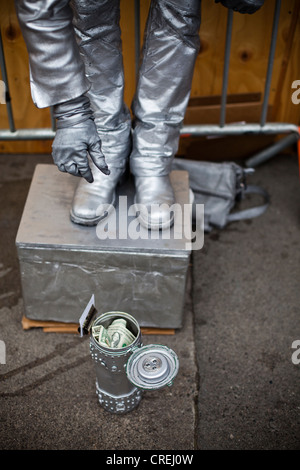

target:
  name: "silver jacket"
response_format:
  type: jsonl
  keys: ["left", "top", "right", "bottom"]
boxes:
{"left": 15, "top": 0, "right": 201, "bottom": 175}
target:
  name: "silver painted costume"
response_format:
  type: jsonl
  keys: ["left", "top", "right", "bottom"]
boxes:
{"left": 15, "top": 0, "right": 264, "bottom": 228}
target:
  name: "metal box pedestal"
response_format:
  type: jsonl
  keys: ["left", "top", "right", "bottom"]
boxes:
{"left": 16, "top": 164, "right": 191, "bottom": 329}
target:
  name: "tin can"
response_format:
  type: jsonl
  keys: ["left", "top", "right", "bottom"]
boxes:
{"left": 79, "top": 297, "right": 179, "bottom": 414}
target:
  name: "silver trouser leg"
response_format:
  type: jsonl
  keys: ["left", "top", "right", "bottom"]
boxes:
{"left": 130, "top": 0, "right": 201, "bottom": 176}
{"left": 71, "top": 0, "right": 131, "bottom": 169}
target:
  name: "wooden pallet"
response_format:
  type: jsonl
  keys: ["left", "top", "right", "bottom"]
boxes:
{"left": 21, "top": 316, "right": 175, "bottom": 335}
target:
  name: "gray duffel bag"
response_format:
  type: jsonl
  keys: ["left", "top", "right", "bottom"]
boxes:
{"left": 171, "top": 158, "right": 269, "bottom": 232}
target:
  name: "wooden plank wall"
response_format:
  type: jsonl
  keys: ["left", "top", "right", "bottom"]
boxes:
{"left": 0, "top": 0, "right": 299, "bottom": 154}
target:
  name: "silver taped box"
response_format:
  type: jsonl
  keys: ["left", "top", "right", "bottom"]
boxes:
{"left": 16, "top": 165, "right": 191, "bottom": 328}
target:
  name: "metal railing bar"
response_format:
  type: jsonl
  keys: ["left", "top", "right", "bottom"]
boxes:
{"left": 0, "top": 122, "right": 298, "bottom": 141}
{"left": 0, "top": 128, "right": 55, "bottom": 140}
{"left": 0, "top": 30, "right": 15, "bottom": 133}
{"left": 245, "top": 133, "right": 299, "bottom": 167}
{"left": 0, "top": 123, "right": 297, "bottom": 160}
{"left": 260, "top": 0, "right": 281, "bottom": 126}
{"left": 181, "top": 122, "right": 299, "bottom": 136}
{"left": 220, "top": 9, "right": 233, "bottom": 128}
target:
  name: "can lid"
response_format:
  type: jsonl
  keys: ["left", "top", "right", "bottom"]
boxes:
{"left": 126, "top": 344, "right": 179, "bottom": 391}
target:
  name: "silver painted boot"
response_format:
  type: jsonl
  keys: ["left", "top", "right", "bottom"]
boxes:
{"left": 70, "top": 158, "right": 126, "bottom": 226}
{"left": 69, "top": 0, "right": 131, "bottom": 227}
{"left": 134, "top": 175, "right": 175, "bottom": 231}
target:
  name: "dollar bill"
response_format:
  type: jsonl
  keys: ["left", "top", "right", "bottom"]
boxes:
{"left": 107, "top": 319, "right": 135, "bottom": 348}
{"left": 110, "top": 331, "right": 121, "bottom": 348}
{"left": 92, "top": 318, "right": 135, "bottom": 349}
{"left": 92, "top": 324, "right": 111, "bottom": 347}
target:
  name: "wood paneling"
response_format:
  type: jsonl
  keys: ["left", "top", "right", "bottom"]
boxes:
{"left": 0, "top": 0, "right": 299, "bottom": 154}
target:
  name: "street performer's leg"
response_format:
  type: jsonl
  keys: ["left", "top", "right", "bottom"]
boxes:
{"left": 131, "top": 0, "right": 201, "bottom": 229}
{"left": 70, "top": 0, "right": 131, "bottom": 225}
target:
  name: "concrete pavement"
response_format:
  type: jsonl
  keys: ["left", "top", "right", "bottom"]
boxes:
{"left": 0, "top": 151, "right": 299, "bottom": 450}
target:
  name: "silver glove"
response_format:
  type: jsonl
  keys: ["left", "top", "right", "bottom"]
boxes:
{"left": 52, "top": 95, "right": 110, "bottom": 183}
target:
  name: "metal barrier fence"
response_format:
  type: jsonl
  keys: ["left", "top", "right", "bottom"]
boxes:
{"left": 0, "top": 0, "right": 299, "bottom": 167}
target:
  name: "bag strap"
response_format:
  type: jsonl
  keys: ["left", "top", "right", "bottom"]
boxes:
{"left": 227, "top": 184, "right": 270, "bottom": 223}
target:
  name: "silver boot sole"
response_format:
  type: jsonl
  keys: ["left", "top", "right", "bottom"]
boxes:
{"left": 134, "top": 175, "right": 175, "bottom": 231}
